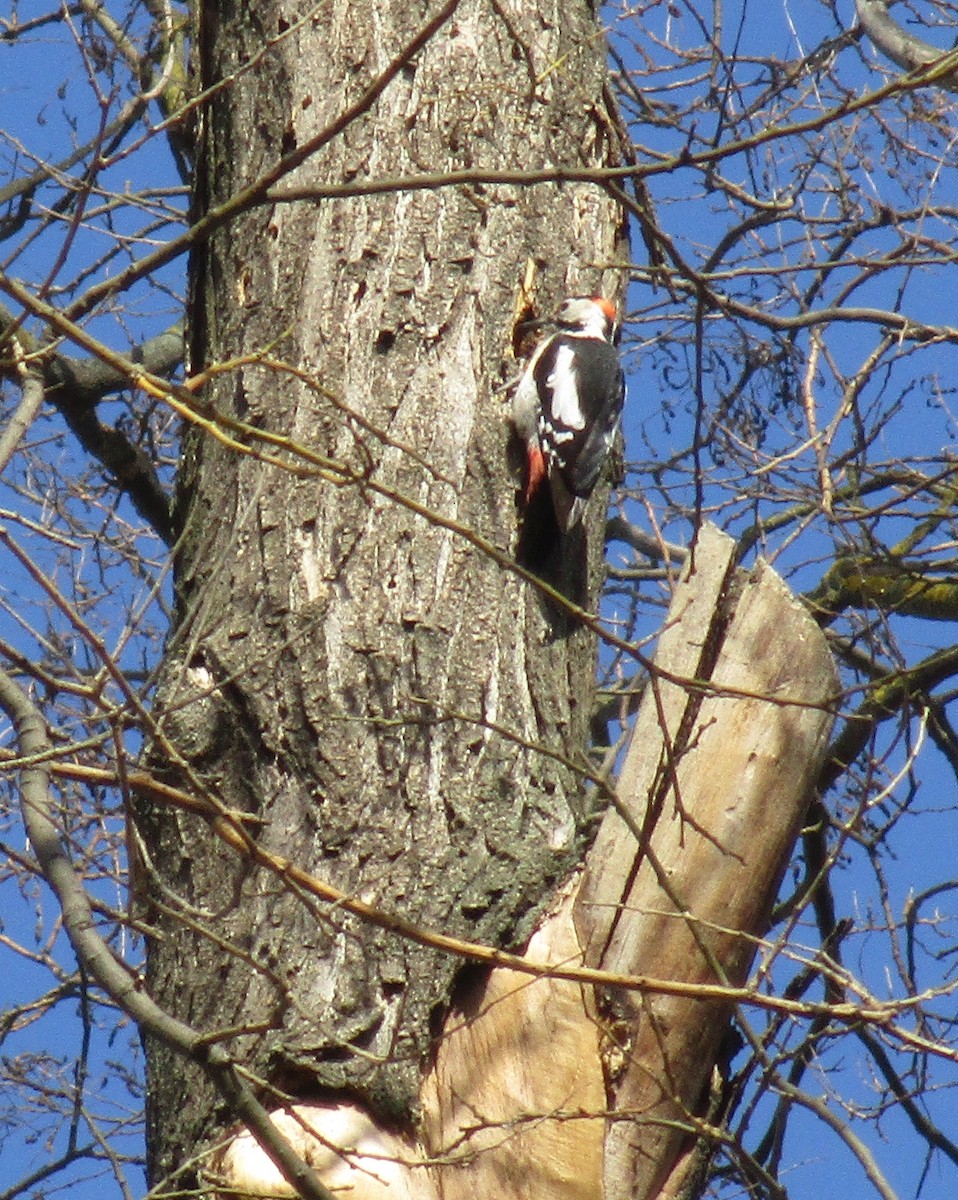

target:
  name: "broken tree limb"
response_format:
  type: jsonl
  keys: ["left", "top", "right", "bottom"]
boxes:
{"left": 575, "top": 523, "right": 838, "bottom": 1200}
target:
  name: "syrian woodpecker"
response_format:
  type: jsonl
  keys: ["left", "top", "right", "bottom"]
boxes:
{"left": 512, "top": 295, "right": 625, "bottom": 532}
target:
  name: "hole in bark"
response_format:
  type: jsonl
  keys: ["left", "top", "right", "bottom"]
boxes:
{"left": 375, "top": 330, "right": 396, "bottom": 354}
{"left": 348, "top": 1018, "right": 384, "bottom": 1053}
{"left": 315, "top": 1045, "right": 354, "bottom": 1064}
{"left": 443, "top": 963, "right": 491, "bottom": 1023}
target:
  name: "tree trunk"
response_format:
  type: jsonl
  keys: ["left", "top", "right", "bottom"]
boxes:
{"left": 138, "top": 0, "right": 626, "bottom": 1186}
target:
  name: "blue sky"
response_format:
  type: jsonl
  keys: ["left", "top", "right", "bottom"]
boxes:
{"left": 3, "top": 1, "right": 958, "bottom": 1197}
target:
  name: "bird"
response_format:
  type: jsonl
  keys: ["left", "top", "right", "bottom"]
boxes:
{"left": 511, "top": 295, "right": 625, "bottom": 535}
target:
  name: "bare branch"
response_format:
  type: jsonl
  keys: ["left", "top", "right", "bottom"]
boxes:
{"left": 0, "top": 301, "right": 181, "bottom": 544}
{"left": 0, "top": 664, "right": 337, "bottom": 1200}
{"left": 856, "top": 0, "right": 958, "bottom": 89}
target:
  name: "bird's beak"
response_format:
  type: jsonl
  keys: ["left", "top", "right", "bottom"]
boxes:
{"left": 515, "top": 315, "right": 553, "bottom": 336}
{"left": 511, "top": 313, "right": 553, "bottom": 358}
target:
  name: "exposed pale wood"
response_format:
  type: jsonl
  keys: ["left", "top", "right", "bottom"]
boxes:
{"left": 575, "top": 524, "right": 838, "bottom": 1200}
{"left": 210, "top": 1103, "right": 434, "bottom": 1200}
{"left": 422, "top": 877, "right": 605, "bottom": 1200}
{"left": 575, "top": 527, "right": 738, "bottom": 958}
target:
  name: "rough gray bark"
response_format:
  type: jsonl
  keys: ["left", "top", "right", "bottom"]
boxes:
{"left": 855, "top": 0, "right": 958, "bottom": 89}
{"left": 138, "top": 0, "right": 626, "bottom": 1185}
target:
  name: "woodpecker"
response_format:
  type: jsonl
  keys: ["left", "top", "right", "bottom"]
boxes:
{"left": 512, "top": 295, "right": 625, "bottom": 532}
